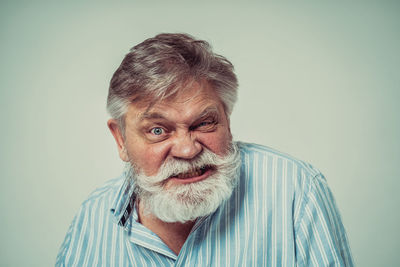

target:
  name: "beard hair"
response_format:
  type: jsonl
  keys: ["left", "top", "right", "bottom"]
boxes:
{"left": 126, "top": 142, "right": 241, "bottom": 223}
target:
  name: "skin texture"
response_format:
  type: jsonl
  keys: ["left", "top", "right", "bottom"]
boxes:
{"left": 107, "top": 81, "right": 232, "bottom": 254}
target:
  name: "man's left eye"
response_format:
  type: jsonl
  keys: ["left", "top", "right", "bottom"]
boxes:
{"left": 150, "top": 127, "right": 164, "bottom": 135}
{"left": 198, "top": 122, "right": 210, "bottom": 127}
{"left": 198, "top": 121, "right": 214, "bottom": 127}
{"left": 192, "top": 121, "right": 216, "bottom": 131}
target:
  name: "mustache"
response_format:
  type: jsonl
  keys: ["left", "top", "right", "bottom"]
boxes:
{"left": 136, "top": 148, "right": 221, "bottom": 185}
{"left": 127, "top": 143, "right": 239, "bottom": 190}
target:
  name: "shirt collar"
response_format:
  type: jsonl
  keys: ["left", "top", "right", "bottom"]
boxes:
{"left": 110, "top": 171, "right": 136, "bottom": 227}
{"left": 109, "top": 172, "right": 178, "bottom": 259}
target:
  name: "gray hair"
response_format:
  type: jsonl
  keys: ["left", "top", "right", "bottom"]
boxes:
{"left": 106, "top": 33, "right": 238, "bottom": 130}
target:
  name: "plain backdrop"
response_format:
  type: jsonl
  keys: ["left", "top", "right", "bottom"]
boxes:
{"left": 1, "top": 2, "right": 399, "bottom": 266}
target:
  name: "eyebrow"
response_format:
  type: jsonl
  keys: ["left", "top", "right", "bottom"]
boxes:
{"left": 196, "top": 106, "right": 220, "bottom": 120}
{"left": 139, "top": 106, "right": 220, "bottom": 122}
{"left": 139, "top": 112, "right": 167, "bottom": 121}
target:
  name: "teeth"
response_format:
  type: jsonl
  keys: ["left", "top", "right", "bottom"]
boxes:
{"left": 176, "top": 167, "right": 204, "bottom": 179}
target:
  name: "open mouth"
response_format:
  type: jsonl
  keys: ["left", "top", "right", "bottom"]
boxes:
{"left": 172, "top": 165, "right": 214, "bottom": 179}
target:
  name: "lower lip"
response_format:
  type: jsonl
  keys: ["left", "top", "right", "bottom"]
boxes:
{"left": 169, "top": 169, "right": 214, "bottom": 184}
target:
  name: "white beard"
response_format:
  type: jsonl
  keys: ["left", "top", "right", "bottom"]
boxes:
{"left": 127, "top": 142, "right": 241, "bottom": 223}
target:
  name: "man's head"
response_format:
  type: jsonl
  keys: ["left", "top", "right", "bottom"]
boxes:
{"left": 106, "top": 33, "right": 240, "bottom": 223}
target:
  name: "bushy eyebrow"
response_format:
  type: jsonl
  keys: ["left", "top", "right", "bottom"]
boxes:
{"left": 195, "top": 106, "right": 220, "bottom": 121}
{"left": 139, "top": 106, "right": 220, "bottom": 122}
{"left": 139, "top": 112, "right": 167, "bottom": 121}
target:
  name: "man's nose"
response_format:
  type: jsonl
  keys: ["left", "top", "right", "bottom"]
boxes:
{"left": 170, "top": 132, "right": 202, "bottom": 160}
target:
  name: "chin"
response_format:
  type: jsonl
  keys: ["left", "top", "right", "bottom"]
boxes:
{"left": 144, "top": 173, "right": 236, "bottom": 223}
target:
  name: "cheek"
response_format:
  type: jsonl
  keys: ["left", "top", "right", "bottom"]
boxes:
{"left": 131, "top": 143, "right": 171, "bottom": 176}
{"left": 199, "top": 129, "right": 232, "bottom": 156}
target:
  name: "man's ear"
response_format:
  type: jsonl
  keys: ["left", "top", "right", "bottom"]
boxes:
{"left": 107, "top": 119, "right": 129, "bottom": 162}
{"left": 226, "top": 115, "right": 233, "bottom": 140}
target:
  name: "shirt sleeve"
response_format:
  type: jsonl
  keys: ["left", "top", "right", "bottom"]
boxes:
{"left": 55, "top": 213, "right": 78, "bottom": 267}
{"left": 294, "top": 174, "right": 354, "bottom": 266}
{"left": 55, "top": 204, "right": 90, "bottom": 267}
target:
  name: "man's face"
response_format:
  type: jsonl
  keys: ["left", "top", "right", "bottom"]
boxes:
{"left": 108, "top": 81, "right": 240, "bottom": 222}
{"left": 110, "top": 81, "right": 232, "bottom": 189}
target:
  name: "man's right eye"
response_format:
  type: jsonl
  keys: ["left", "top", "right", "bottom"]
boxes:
{"left": 150, "top": 127, "right": 165, "bottom": 136}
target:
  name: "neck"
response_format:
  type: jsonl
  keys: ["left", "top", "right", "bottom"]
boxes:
{"left": 137, "top": 200, "right": 195, "bottom": 255}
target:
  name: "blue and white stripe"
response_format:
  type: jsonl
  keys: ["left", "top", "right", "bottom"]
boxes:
{"left": 56, "top": 142, "right": 353, "bottom": 266}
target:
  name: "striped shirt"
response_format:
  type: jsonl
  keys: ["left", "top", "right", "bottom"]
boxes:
{"left": 56, "top": 142, "right": 354, "bottom": 266}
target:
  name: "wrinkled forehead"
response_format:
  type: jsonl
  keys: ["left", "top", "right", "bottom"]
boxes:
{"left": 130, "top": 80, "right": 220, "bottom": 111}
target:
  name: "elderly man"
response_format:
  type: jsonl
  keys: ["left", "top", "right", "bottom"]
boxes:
{"left": 56, "top": 33, "right": 353, "bottom": 266}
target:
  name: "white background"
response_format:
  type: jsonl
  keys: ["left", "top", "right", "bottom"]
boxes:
{"left": 1, "top": 2, "right": 399, "bottom": 266}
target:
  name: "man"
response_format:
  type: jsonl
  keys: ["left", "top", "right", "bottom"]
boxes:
{"left": 56, "top": 33, "right": 353, "bottom": 266}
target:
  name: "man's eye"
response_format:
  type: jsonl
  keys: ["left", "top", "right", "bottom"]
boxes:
{"left": 150, "top": 127, "right": 164, "bottom": 135}
{"left": 191, "top": 120, "right": 216, "bottom": 131}
{"left": 198, "top": 121, "right": 212, "bottom": 127}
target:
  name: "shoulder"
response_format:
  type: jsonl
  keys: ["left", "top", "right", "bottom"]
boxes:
{"left": 237, "top": 141, "right": 322, "bottom": 180}
{"left": 80, "top": 175, "right": 125, "bottom": 209}
{"left": 236, "top": 141, "right": 330, "bottom": 209}
{"left": 56, "top": 175, "right": 125, "bottom": 266}
{"left": 70, "top": 175, "right": 125, "bottom": 232}
{"left": 235, "top": 143, "right": 354, "bottom": 265}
